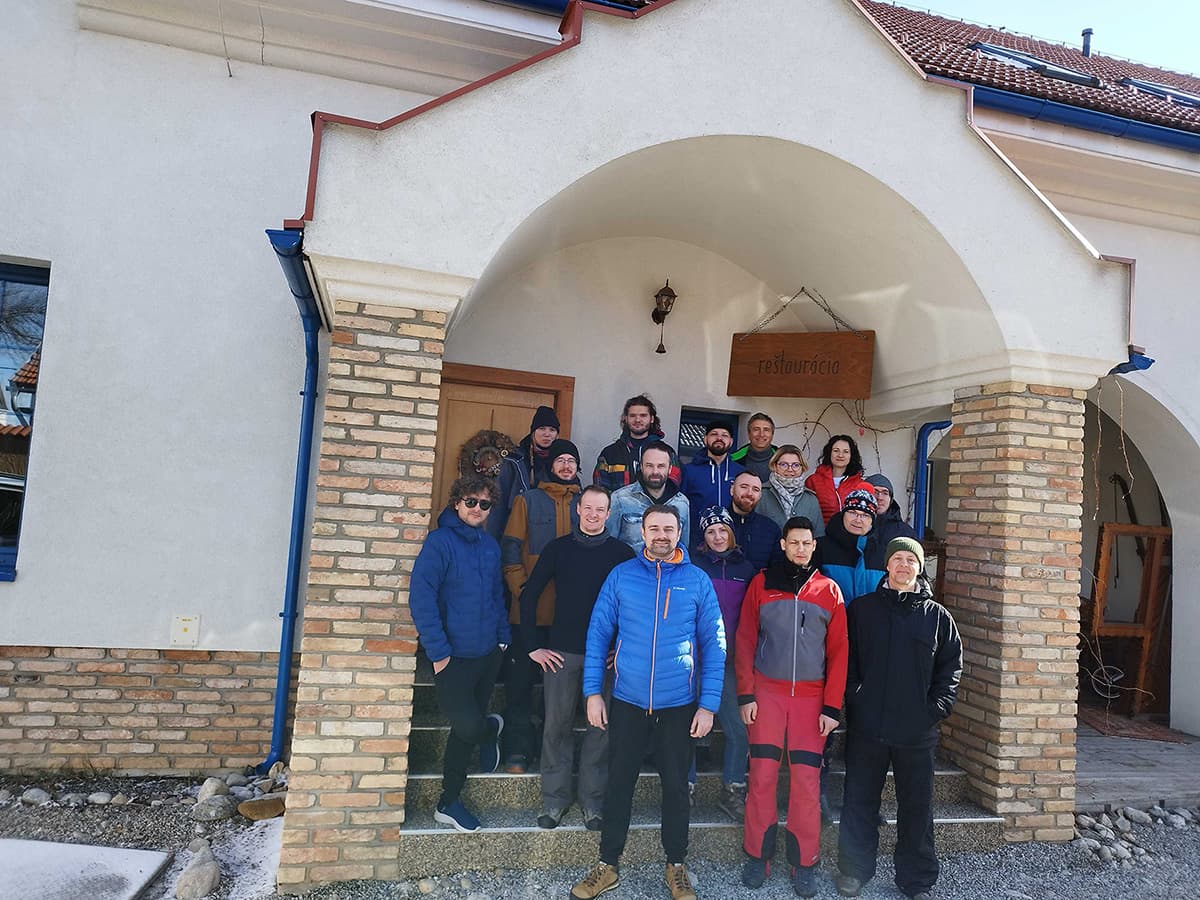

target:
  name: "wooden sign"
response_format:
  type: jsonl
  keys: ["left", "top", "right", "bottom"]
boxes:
{"left": 727, "top": 331, "right": 875, "bottom": 399}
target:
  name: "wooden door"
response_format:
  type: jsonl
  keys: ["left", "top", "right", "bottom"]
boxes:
{"left": 433, "top": 363, "right": 574, "bottom": 514}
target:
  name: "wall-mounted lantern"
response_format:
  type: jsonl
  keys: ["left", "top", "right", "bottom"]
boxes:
{"left": 651, "top": 279, "right": 677, "bottom": 354}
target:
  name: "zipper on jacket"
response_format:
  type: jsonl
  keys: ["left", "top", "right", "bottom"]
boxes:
{"left": 791, "top": 589, "right": 799, "bottom": 696}
{"left": 663, "top": 587, "right": 671, "bottom": 619}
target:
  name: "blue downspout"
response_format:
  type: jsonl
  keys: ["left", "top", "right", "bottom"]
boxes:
{"left": 913, "top": 420, "right": 951, "bottom": 540}
{"left": 259, "top": 228, "right": 323, "bottom": 774}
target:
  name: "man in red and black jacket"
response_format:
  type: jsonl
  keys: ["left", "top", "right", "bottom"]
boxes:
{"left": 735, "top": 516, "right": 848, "bottom": 898}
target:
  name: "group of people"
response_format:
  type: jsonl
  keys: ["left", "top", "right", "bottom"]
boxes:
{"left": 410, "top": 395, "right": 963, "bottom": 900}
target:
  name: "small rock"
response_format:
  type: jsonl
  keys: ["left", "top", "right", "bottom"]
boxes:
{"left": 1112, "top": 843, "right": 1132, "bottom": 861}
{"left": 1095, "top": 825, "right": 1115, "bottom": 842}
{"left": 151, "top": 799, "right": 164, "bottom": 807}
{"left": 188, "top": 838, "right": 211, "bottom": 853}
{"left": 110, "top": 793, "right": 130, "bottom": 806}
{"left": 20, "top": 788, "right": 51, "bottom": 806}
{"left": 1132, "top": 846, "right": 1146, "bottom": 857}
{"left": 229, "top": 786, "right": 254, "bottom": 802}
{"left": 1124, "top": 807, "right": 1152, "bottom": 825}
{"left": 1098, "top": 846, "right": 1113, "bottom": 862}
{"left": 225, "top": 773, "right": 251, "bottom": 788}
{"left": 196, "top": 777, "right": 230, "bottom": 803}
{"left": 175, "top": 846, "right": 221, "bottom": 900}
{"left": 88, "top": 791, "right": 112, "bottom": 806}
{"left": 1115, "top": 816, "right": 1132, "bottom": 833}
{"left": 1150, "top": 805, "right": 1168, "bottom": 818}
{"left": 1167, "top": 814, "right": 1187, "bottom": 829}
{"left": 237, "top": 795, "right": 286, "bottom": 821}
{"left": 268, "top": 761, "right": 285, "bottom": 780}
{"left": 191, "top": 796, "right": 237, "bottom": 822}
{"left": 466, "top": 894, "right": 489, "bottom": 900}
{"left": 179, "top": 797, "right": 197, "bottom": 806}
{"left": 417, "top": 878, "right": 436, "bottom": 894}
{"left": 60, "top": 793, "right": 87, "bottom": 808}
{"left": 0, "top": 788, "right": 13, "bottom": 804}
{"left": 1076, "top": 813, "right": 1096, "bottom": 829}
{"left": 1079, "top": 837, "right": 1101, "bottom": 852}
{"left": 253, "top": 778, "right": 276, "bottom": 795}
{"left": 1121, "top": 859, "right": 1133, "bottom": 870}
{"left": 460, "top": 878, "right": 473, "bottom": 890}
{"left": 1099, "top": 812, "right": 1113, "bottom": 828}
{"left": 1172, "top": 807, "right": 1194, "bottom": 822}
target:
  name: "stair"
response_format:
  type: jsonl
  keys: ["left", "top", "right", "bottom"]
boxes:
{"left": 399, "top": 654, "right": 1003, "bottom": 878}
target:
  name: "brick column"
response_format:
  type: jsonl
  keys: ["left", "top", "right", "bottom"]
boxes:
{"left": 938, "top": 382, "right": 1085, "bottom": 842}
{"left": 276, "top": 283, "right": 459, "bottom": 889}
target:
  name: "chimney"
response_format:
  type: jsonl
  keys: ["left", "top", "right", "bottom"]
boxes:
{"left": 1082, "top": 27, "right": 1093, "bottom": 57}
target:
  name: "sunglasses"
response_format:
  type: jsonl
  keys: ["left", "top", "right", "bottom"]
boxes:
{"left": 461, "top": 498, "right": 493, "bottom": 510}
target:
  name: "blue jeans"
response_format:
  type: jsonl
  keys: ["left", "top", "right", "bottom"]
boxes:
{"left": 689, "top": 662, "right": 749, "bottom": 786}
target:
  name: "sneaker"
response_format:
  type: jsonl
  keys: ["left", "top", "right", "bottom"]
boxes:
{"left": 537, "top": 808, "right": 565, "bottom": 829}
{"left": 503, "top": 753, "right": 528, "bottom": 774}
{"left": 571, "top": 862, "right": 619, "bottom": 899}
{"left": 665, "top": 863, "right": 696, "bottom": 900}
{"left": 741, "top": 856, "right": 769, "bottom": 888}
{"left": 718, "top": 783, "right": 746, "bottom": 821}
{"left": 835, "top": 873, "right": 864, "bottom": 897}
{"left": 792, "top": 865, "right": 817, "bottom": 899}
{"left": 583, "top": 810, "right": 603, "bottom": 832}
{"left": 433, "top": 798, "right": 481, "bottom": 833}
{"left": 479, "top": 714, "right": 503, "bottom": 773}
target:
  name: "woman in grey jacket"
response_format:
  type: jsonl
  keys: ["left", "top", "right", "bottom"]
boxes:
{"left": 757, "top": 445, "right": 826, "bottom": 537}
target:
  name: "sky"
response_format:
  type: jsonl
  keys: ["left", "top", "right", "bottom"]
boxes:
{"left": 916, "top": 1, "right": 1200, "bottom": 76}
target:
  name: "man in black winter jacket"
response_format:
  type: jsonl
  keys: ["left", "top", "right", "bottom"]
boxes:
{"left": 836, "top": 537, "right": 962, "bottom": 900}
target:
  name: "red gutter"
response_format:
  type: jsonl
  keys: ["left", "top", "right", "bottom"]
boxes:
{"left": 283, "top": 0, "right": 683, "bottom": 229}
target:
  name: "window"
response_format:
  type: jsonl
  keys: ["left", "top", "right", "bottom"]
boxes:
{"left": 0, "top": 262, "right": 50, "bottom": 580}
{"left": 1119, "top": 77, "right": 1200, "bottom": 108}
{"left": 969, "top": 42, "right": 1101, "bottom": 87}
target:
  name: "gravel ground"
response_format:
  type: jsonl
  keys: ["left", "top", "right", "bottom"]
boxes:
{"left": 4, "top": 774, "right": 1200, "bottom": 900}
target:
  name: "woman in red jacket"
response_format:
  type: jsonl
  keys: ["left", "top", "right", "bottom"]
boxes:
{"left": 804, "top": 434, "right": 868, "bottom": 525}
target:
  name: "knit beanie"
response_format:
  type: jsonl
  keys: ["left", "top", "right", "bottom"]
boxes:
{"left": 705, "top": 420, "right": 733, "bottom": 437}
{"left": 530, "top": 405, "right": 560, "bottom": 432}
{"left": 865, "top": 473, "right": 894, "bottom": 494}
{"left": 699, "top": 506, "right": 734, "bottom": 533}
{"left": 885, "top": 536, "right": 925, "bottom": 570}
{"left": 842, "top": 488, "right": 878, "bottom": 519}
{"left": 546, "top": 438, "right": 580, "bottom": 467}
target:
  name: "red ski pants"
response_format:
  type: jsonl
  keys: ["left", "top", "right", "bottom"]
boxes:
{"left": 743, "top": 690, "right": 825, "bottom": 867}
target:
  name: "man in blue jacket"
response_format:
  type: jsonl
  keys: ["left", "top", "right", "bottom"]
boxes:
{"left": 571, "top": 505, "right": 726, "bottom": 900}
{"left": 409, "top": 476, "right": 510, "bottom": 834}
{"left": 681, "top": 421, "right": 745, "bottom": 541}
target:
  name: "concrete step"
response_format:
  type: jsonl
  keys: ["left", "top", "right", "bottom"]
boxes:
{"left": 405, "top": 763, "right": 971, "bottom": 810}
{"left": 393, "top": 800, "right": 1004, "bottom": 877}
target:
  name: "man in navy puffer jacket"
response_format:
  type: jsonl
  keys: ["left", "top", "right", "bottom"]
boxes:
{"left": 571, "top": 505, "right": 725, "bottom": 900}
{"left": 410, "top": 476, "right": 510, "bottom": 834}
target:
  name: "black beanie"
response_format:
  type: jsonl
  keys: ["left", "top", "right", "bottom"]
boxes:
{"left": 546, "top": 439, "right": 580, "bottom": 467}
{"left": 530, "top": 405, "right": 560, "bottom": 432}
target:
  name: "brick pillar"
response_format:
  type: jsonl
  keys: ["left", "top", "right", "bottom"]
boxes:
{"left": 276, "top": 294, "right": 452, "bottom": 889}
{"left": 938, "top": 382, "right": 1085, "bottom": 842}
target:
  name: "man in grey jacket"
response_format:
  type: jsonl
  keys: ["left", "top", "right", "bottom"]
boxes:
{"left": 607, "top": 442, "right": 690, "bottom": 550}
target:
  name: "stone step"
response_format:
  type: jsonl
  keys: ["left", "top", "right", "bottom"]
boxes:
{"left": 405, "top": 763, "right": 971, "bottom": 810}
{"left": 393, "top": 800, "right": 1004, "bottom": 878}
{"left": 408, "top": 724, "right": 847, "bottom": 772}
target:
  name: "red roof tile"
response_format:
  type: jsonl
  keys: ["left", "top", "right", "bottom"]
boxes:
{"left": 12, "top": 348, "right": 39, "bottom": 389}
{"left": 861, "top": 1, "right": 1200, "bottom": 136}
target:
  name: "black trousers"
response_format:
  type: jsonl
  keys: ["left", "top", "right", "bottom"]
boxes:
{"left": 502, "top": 625, "right": 548, "bottom": 761}
{"left": 600, "top": 698, "right": 695, "bottom": 866}
{"left": 434, "top": 648, "right": 502, "bottom": 806}
{"left": 837, "top": 733, "right": 939, "bottom": 896}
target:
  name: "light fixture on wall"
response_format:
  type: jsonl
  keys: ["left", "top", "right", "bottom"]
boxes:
{"left": 651, "top": 279, "right": 677, "bottom": 354}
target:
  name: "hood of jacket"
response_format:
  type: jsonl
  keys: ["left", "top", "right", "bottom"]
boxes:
{"left": 437, "top": 505, "right": 483, "bottom": 541}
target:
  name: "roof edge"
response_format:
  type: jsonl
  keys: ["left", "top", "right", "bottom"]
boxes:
{"left": 282, "top": 0, "right": 683, "bottom": 229}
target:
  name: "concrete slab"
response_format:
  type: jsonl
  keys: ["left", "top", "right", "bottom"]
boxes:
{"left": 0, "top": 839, "right": 172, "bottom": 900}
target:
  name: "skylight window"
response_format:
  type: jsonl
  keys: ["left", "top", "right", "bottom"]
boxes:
{"left": 1120, "top": 77, "right": 1200, "bottom": 108}
{"left": 970, "top": 42, "right": 1101, "bottom": 88}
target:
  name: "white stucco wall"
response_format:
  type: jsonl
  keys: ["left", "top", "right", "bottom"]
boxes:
{"left": 0, "top": 2, "right": 432, "bottom": 650}
{"left": 447, "top": 236, "right": 918, "bottom": 510}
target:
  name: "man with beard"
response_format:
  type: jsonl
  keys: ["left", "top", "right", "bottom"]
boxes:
{"left": 571, "top": 505, "right": 725, "bottom": 900}
{"left": 730, "top": 413, "right": 778, "bottom": 482}
{"left": 607, "top": 442, "right": 691, "bottom": 551}
{"left": 593, "top": 394, "right": 681, "bottom": 492}
{"left": 836, "top": 539, "right": 961, "bottom": 900}
{"left": 488, "top": 405, "right": 559, "bottom": 541}
{"left": 681, "top": 422, "right": 745, "bottom": 542}
{"left": 726, "top": 471, "right": 782, "bottom": 572}
{"left": 500, "top": 439, "right": 582, "bottom": 774}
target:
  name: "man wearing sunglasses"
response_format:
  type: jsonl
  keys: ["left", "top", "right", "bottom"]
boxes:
{"left": 410, "top": 476, "right": 510, "bottom": 833}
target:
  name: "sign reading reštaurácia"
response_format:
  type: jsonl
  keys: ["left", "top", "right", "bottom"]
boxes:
{"left": 727, "top": 331, "right": 875, "bottom": 399}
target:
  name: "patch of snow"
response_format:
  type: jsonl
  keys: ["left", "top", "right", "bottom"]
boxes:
{"left": 215, "top": 818, "right": 283, "bottom": 900}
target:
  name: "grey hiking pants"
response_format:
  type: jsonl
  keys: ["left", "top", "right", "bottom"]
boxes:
{"left": 540, "top": 651, "right": 608, "bottom": 813}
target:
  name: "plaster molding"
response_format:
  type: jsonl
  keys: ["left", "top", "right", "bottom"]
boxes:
{"left": 307, "top": 253, "right": 475, "bottom": 321}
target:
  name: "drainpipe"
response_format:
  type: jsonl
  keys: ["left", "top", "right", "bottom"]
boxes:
{"left": 913, "top": 420, "right": 951, "bottom": 539}
{"left": 258, "top": 228, "right": 323, "bottom": 774}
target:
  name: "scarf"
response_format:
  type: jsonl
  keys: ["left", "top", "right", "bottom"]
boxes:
{"left": 769, "top": 471, "right": 805, "bottom": 511}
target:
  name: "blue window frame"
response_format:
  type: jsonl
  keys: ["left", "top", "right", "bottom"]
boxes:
{"left": 1119, "top": 77, "right": 1200, "bottom": 108}
{"left": 969, "top": 42, "right": 1101, "bottom": 88}
{"left": 0, "top": 261, "right": 50, "bottom": 581}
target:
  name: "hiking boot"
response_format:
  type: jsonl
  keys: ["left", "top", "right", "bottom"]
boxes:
{"left": 792, "top": 864, "right": 817, "bottom": 898}
{"left": 433, "top": 798, "right": 481, "bottom": 833}
{"left": 583, "top": 810, "right": 603, "bottom": 832}
{"left": 536, "top": 808, "right": 565, "bottom": 829}
{"left": 503, "top": 753, "right": 528, "bottom": 774}
{"left": 741, "top": 856, "right": 769, "bottom": 888}
{"left": 571, "top": 862, "right": 619, "bottom": 899}
{"left": 665, "top": 863, "right": 696, "bottom": 900}
{"left": 835, "top": 873, "right": 864, "bottom": 897}
{"left": 479, "top": 714, "right": 503, "bottom": 773}
{"left": 718, "top": 782, "right": 746, "bottom": 821}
